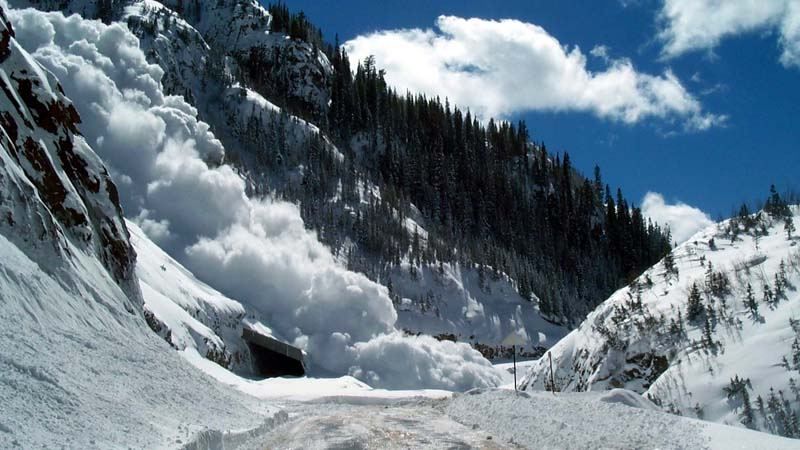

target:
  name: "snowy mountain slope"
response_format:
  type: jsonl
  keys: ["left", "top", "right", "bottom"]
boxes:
{"left": 11, "top": 0, "right": 331, "bottom": 116}
{"left": 0, "top": 231, "right": 278, "bottom": 449}
{"left": 0, "top": 7, "right": 274, "bottom": 446}
{"left": 129, "top": 219, "right": 256, "bottom": 372}
{"left": 522, "top": 205, "right": 800, "bottom": 437}
{"left": 14, "top": 0, "right": 569, "bottom": 363}
{"left": 0, "top": 3, "right": 136, "bottom": 297}
{"left": 5, "top": 3, "right": 508, "bottom": 391}
{"left": 391, "top": 262, "right": 568, "bottom": 356}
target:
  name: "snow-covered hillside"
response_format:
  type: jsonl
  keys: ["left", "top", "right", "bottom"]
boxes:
{"left": 129, "top": 219, "right": 254, "bottom": 372}
{"left": 12, "top": 0, "right": 568, "bottom": 362}
{"left": 391, "top": 262, "right": 567, "bottom": 356}
{"left": 523, "top": 205, "right": 800, "bottom": 437}
{"left": 3, "top": 3, "right": 510, "bottom": 391}
{"left": 0, "top": 6, "right": 273, "bottom": 446}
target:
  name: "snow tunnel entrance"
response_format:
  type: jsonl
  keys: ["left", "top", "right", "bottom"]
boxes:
{"left": 242, "top": 328, "right": 305, "bottom": 378}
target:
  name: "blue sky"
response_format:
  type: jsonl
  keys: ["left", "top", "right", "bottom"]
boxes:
{"left": 271, "top": 0, "right": 799, "bottom": 221}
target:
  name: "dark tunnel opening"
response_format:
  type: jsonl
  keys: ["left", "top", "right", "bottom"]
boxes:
{"left": 247, "top": 341, "right": 305, "bottom": 377}
{"left": 243, "top": 328, "right": 305, "bottom": 378}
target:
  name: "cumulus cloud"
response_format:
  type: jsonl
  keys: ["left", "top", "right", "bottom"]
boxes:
{"left": 10, "top": 8, "right": 502, "bottom": 390}
{"left": 344, "top": 15, "right": 722, "bottom": 130}
{"left": 658, "top": 0, "right": 800, "bottom": 68}
{"left": 641, "top": 192, "right": 714, "bottom": 244}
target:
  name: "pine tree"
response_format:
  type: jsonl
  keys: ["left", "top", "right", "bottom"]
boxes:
{"left": 98, "top": 0, "right": 114, "bottom": 23}
{"left": 790, "top": 410, "right": 800, "bottom": 438}
{"left": 744, "top": 283, "right": 759, "bottom": 318}
{"left": 687, "top": 283, "right": 705, "bottom": 322}
{"left": 767, "top": 388, "right": 783, "bottom": 435}
{"left": 757, "top": 395, "right": 768, "bottom": 422}
{"left": 766, "top": 184, "right": 790, "bottom": 218}
{"left": 705, "top": 261, "right": 715, "bottom": 293}
{"left": 741, "top": 389, "right": 755, "bottom": 429}
{"left": 778, "top": 261, "right": 789, "bottom": 292}
{"left": 775, "top": 273, "right": 786, "bottom": 301}
{"left": 694, "top": 403, "right": 705, "bottom": 420}
{"left": 663, "top": 252, "right": 678, "bottom": 281}
{"left": 791, "top": 378, "right": 800, "bottom": 403}
{"left": 763, "top": 282, "right": 775, "bottom": 308}
{"left": 786, "top": 216, "right": 796, "bottom": 240}
{"left": 702, "top": 313, "right": 715, "bottom": 349}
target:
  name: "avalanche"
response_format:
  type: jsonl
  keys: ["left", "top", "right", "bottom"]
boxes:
{"left": 12, "top": 0, "right": 571, "bottom": 360}
{"left": 5, "top": 3, "right": 504, "bottom": 390}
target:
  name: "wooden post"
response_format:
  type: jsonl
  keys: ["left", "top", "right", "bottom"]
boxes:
{"left": 513, "top": 344, "right": 517, "bottom": 392}
{"left": 548, "top": 352, "right": 555, "bottom": 394}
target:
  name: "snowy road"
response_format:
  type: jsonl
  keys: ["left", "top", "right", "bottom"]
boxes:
{"left": 179, "top": 358, "right": 800, "bottom": 449}
{"left": 256, "top": 399, "right": 513, "bottom": 449}
{"left": 222, "top": 388, "right": 800, "bottom": 450}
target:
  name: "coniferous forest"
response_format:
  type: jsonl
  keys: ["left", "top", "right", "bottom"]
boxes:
{"left": 228, "top": 2, "right": 673, "bottom": 323}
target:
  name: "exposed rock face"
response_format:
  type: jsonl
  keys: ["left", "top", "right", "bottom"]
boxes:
{"left": 13, "top": 0, "right": 332, "bottom": 120}
{"left": 0, "top": 4, "right": 139, "bottom": 302}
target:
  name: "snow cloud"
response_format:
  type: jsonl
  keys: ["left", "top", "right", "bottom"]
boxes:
{"left": 9, "top": 8, "right": 501, "bottom": 391}
{"left": 658, "top": 0, "right": 800, "bottom": 68}
{"left": 344, "top": 15, "right": 723, "bottom": 130}
{"left": 641, "top": 192, "right": 714, "bottom": 244}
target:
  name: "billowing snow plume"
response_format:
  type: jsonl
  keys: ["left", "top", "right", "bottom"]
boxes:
{"left": 8, "top": 7, "right": 501, "bottom": 390}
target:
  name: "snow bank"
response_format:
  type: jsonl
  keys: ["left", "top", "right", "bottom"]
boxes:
{"left": 8, "top": 6, "right": 502, "bottom": 390}
{"left": 599, "top": 388, "right": 661, "bottom": 412}
{"left": 447, "top": 389, "right": 800, "bottom": 450}
{"left": 0, "top": 232, "right": 274, "bottom": 449}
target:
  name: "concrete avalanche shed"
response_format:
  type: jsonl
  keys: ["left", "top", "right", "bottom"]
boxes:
{"left": 242, "top": 328, "right": 305, "bottom": 377}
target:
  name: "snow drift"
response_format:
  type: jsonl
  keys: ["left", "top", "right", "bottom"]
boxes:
{"left": 7, "top": 6, "right": 502, "bottom": 390}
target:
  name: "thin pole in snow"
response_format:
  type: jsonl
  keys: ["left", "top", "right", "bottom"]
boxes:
{"left": 513, "top": 344, "right": 517, "bottom": 393}
{"left": 548, "top": 352, "right": 555, "bottom": 394}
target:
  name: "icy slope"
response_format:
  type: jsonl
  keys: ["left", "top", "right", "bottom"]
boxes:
{"left": 0, "top": 232, "right": 276, "bottom": 449}
{"left": 0, "top": 6, "right": 270, "bottom": 446}
{"left": 523, "top": 206, "right": 800, "bottom": 437}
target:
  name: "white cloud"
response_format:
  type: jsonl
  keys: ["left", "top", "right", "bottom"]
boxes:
{"left": 590, "top": 44, "right": 610, "bottom": 61}
{"left": 658, "top": 0, "right": 800, "bottom": 68}
{"left": 344, "top": 15, "right": 722, "bottom": 130}
{"left": 10, "top": 8, "right": 502, "bottom": 391}
{"left": 641, "top": 192, "right": 714, "bottom": 244}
